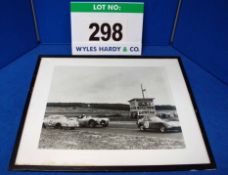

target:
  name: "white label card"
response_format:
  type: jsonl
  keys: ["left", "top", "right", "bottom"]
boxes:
{"left": 70, "top": 2, "right": 144, "bottom": 55}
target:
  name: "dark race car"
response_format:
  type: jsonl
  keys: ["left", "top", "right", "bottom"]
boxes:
{"left": 137, "top": 115, "right": 181, "bottom": 133}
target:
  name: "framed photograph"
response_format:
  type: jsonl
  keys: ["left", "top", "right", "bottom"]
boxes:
{"left": 10, "top": 56, "right": 215, "bottom": 171}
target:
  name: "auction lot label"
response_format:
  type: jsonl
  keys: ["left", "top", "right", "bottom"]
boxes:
{"left": 70, "top": 2, "right": 144, "bottom": 55}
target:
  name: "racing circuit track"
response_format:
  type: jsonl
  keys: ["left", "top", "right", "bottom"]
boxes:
{"left": 39, "top": 121, "right": 185, "bottom": 149}
{"left": 80, "top": 121, "right": 183, "bottom": 140}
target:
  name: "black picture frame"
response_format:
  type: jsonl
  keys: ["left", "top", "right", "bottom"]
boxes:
{"left": 9, "top": 56, "right": 216, "bottom": 172}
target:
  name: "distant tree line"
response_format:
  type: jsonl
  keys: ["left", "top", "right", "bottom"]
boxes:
{"left": 155, "top": 105, "right": 176, "bottom": 110}
{"left": 47, "top": 103, "right": 176, "bottom": 111}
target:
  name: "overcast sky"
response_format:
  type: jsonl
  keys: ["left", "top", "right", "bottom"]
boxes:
{"left": 48, "top": 66, "right": 175, "bottom": 105}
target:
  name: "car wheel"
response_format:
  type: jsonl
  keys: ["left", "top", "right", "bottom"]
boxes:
{"left": 139, "top": 125, "right": 144, "bottom": 131}
{"left": 42, "top": 123, "right": 46, "bottom": 128}
{"left": 160, "top": 126, "right": 166, "bottom": 133}
{"left": 54, "top": 123, "right": 62, "bottom": 129}
{"left": 88, "top": 120, "right": 96, "bottom": 128}
{"left": 100, "top": 121, "right": 107, "bottom": 127}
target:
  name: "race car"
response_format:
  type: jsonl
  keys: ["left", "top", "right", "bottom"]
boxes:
{"left": 43, "top": 115, "right": 79, "bottom": 129}
{"left": 137, "top": 115, "right": 181, "bottom": 133}
{"left": 77, "top": 114, "right": 109, "bottom": 128}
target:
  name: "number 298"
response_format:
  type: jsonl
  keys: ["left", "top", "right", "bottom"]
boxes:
{"left": 89, "top": 23, "right": 123, "bottom": 41}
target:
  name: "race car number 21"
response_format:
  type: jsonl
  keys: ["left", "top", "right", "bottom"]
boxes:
{"left": 89, "top": 23, "right": 123, "bottom": 41}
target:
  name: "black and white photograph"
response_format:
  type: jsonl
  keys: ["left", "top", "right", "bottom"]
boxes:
{"left": 12, "top": 57, "right": 214, "bottom": 171}
{"left": 39, "top": 66, "right": 185, "bottom": 150}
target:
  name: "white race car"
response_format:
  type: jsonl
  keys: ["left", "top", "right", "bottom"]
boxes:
{"left": 43, "top": 115, "right": 79, "bottom": 129}
{"left": 77, "top": 114, "right": 109, "bottom": 128}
